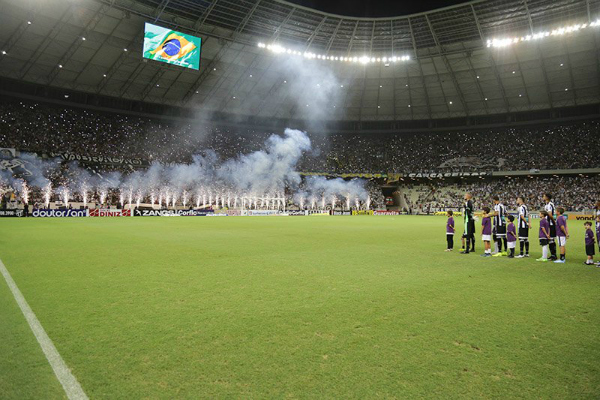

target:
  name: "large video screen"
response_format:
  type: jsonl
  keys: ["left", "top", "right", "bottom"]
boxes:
{"left": 143, "top": 23, "right": 202, "bottom": 70}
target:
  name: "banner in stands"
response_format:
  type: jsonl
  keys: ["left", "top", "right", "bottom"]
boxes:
{"left": 373, "top": 211, "right": 399, "bottom": 216}
{"left": 569, "top": 214, "right": 595, "bottom": 221}
{"left": 352, "top": 210, "right": 374, "bottom": 216}
{"left": 90, "top": 209, "right": 132, "bottom": 217}
{"left": 32, "top": 209, "right": 89, "bottom": 217}
{"left": 49, "top": 152, "right": 148, "bottom": 167}
{"left": 0, "top": 148, "right": 34, "bottom": 178}
{"left": 0, "top": 209, "right": 24, "bottom": 217}
{"left": 300, "top": 172, "right": 386, "bottom": 179}
{"left": 0, "top": 148, "right": 17, "bottom": 158}
{"left": 407, "top": 172, "right": 491, "bottom": 179}
{"left": 386, "top": 173, "right": 402, "bottom": 183}
{"left": 134, "top": 209, "right": 209, "bottom": 217}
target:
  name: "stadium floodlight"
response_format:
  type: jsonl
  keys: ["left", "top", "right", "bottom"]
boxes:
{"left": 487, "top": 19, "right": 600, "bottom": 48}
{"left": 1, "top": 51, "right": 6, "bottom": 55}
{"left": 256, "top": 42, "right": 410, "bottom": 65}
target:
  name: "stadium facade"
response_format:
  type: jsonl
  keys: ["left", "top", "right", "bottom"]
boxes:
{"left": 1, "top": 0, "right": 599, "bottom": 132}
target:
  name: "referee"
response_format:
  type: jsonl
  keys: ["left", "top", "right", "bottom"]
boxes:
{"left": 461, "top": 192, "right": 476, "bottom": 254}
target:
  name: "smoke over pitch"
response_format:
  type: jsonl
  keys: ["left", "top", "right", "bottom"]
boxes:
{"left": 2, "top": 129, "right": 369, "bottom": 208}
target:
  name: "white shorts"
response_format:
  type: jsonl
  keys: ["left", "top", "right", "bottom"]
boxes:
{"left": 508, "top": 241, "right": 516, "bottom": 249}
{"left": 557, "top": 236, "right": 567, "bottom": 247}
{"left": 482, "top": 235, "right": 492, "bottom": 242}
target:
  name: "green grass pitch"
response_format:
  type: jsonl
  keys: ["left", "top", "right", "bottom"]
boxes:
{"left": 1, "top": 215, "right": 599, "bottom": 399}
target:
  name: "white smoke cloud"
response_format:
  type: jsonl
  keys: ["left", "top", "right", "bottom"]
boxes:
{"left": 3, "top": 129, "right": 369, "bottom": 208}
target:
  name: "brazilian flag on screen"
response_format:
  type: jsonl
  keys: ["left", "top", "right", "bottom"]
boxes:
{"left": 143, "top": 23, "right": 201, "bottom": 70}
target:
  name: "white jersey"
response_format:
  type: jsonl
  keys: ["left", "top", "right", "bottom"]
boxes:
{"left": 518, "top": 204, "right": 529, "bottom": 229}
{"left": 494, "top": 203, "right": 506, "bottom": 226}
{"left": 544, "top": 202, "right": 555, "bottom": 226}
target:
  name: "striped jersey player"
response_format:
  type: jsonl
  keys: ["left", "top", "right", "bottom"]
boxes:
{"left": 492, "top": 195, "right": 508, "bottom": 256}
{"left": 515, "top": 196, "right": 531, "bottom": 258}
{"left": 543, "top": 193, "right": 558, "bottom": 260}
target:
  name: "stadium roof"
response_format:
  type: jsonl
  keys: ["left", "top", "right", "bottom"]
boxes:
{"left": 1, "top": 0, "right": 599, "bottom": 121}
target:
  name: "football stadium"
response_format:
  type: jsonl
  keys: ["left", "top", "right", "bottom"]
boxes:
{"left": 1, "top": 0, "right": 600, "bottom": 398}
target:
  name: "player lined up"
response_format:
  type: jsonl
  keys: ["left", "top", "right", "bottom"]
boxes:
{"left": 446, "top": 193, "right": 600, "bottom": 266}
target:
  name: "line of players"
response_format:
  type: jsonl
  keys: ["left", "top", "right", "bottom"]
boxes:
{"left": 445, "top": 193, "right": 600, "bottom": 265}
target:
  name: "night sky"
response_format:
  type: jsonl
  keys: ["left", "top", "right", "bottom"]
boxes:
{"left": 285, "top": 0, "right": 469, "bottom": 18}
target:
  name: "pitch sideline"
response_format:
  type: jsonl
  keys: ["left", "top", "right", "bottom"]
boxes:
{"left": 0, "top": 259, "right": 88, "bottom": 400}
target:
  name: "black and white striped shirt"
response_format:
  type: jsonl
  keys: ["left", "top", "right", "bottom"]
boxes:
{"left": 545, "top": 202, "right": 555, "bottom": 226}
{"left": 518, "top": 204, "right": 529, "bottom": 229}
{"left": 494, "top": 203, "right": 506, "bottom": 226}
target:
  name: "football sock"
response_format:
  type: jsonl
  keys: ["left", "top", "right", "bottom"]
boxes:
{"left": 542, "top": 246, "right": 548, "bottom": 259}
{"left": 519, "top": 241, "right": 524, "bottom": 255}
{"left": 525, "top": 240, "right": 530, "bottom": 254}
{"left": 549, "top": 242, "right": 557, "bottom": 257}
{"left": 502, "top": 238, "right": 507, "bottom": 252}
{"left": 510, "top": 248, "right": 515, "bottom": 257}
{"left": 560, "top": 253, "right": 565, "bottom": 261}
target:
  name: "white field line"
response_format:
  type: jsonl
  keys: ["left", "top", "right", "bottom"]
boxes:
{"left": 0, "top": 259, "right": 88, "bottom": 400}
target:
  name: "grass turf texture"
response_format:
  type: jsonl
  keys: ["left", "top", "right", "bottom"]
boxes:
{"left": 1, "top": 215, "right": 599, "bottom": 399}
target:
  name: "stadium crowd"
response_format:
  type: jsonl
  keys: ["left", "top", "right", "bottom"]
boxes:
{"left": 1, "top": 101, "right": 600, "bottom": 173}
{"left": 402, "top": 176, "right": 600, "bottom": 213}
{"left": 1, "top": 100, "right": 599, "bottom": 213}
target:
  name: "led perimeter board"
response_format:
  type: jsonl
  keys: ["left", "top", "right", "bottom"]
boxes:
{"left": 143, "top": 23, "right": 202, "bottom": 70}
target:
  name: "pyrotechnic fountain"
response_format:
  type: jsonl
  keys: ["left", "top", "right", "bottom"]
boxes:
{"left": 62, "top": 188, "right": 70, "bottom": 207}
{"left": 80, "top": 184, "right": 88, "bottom": 207}
{"left": 0, "top": 129, "right": 373, "bottom": 213}
{"left": 21, "top": 181, "right": 29, "bottom": 204}
{"left": 44, "top": 184, "right": 52, "bottom": 207}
